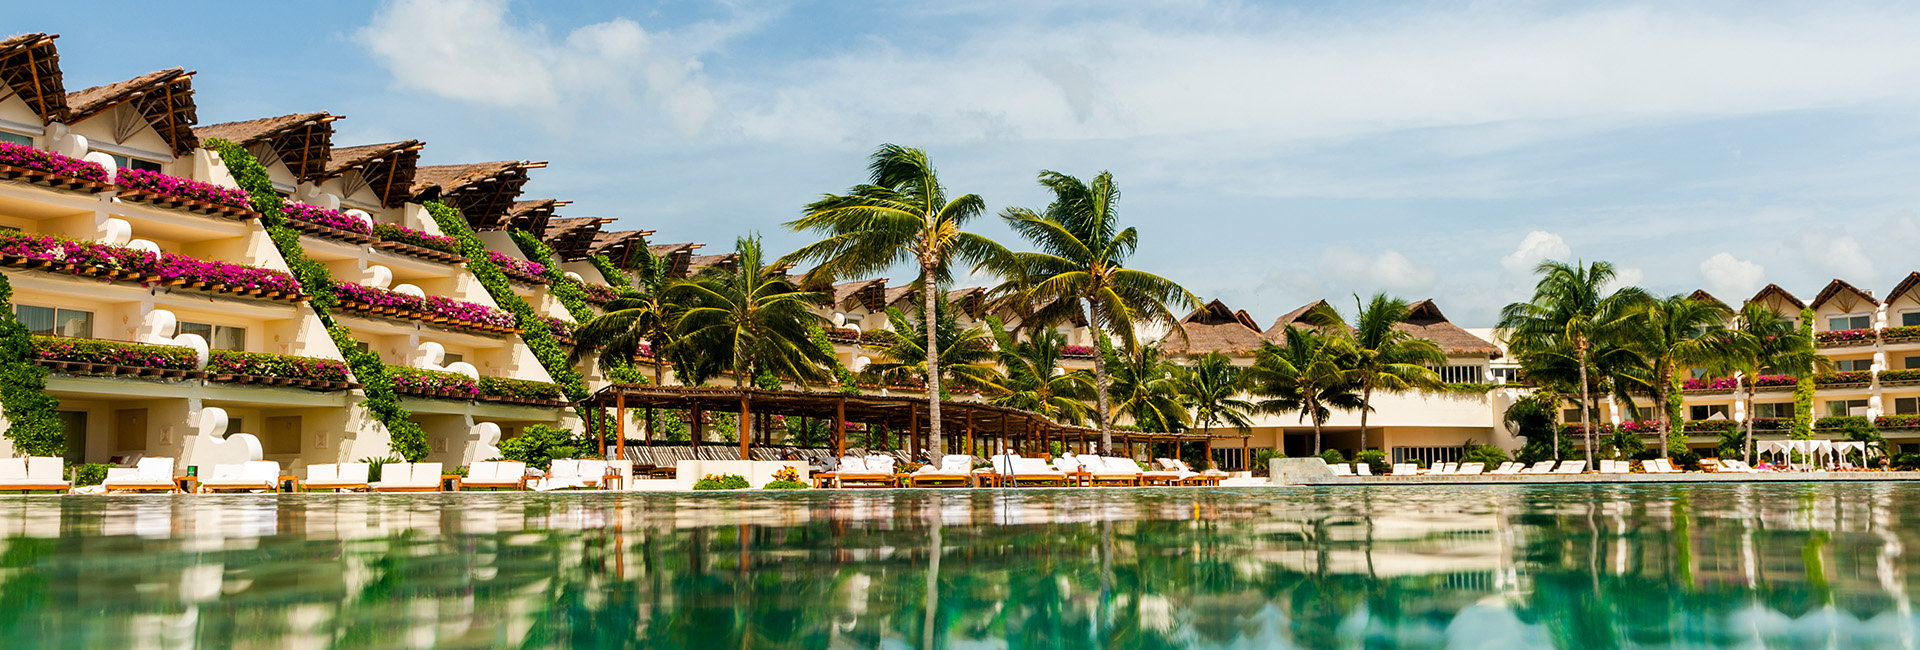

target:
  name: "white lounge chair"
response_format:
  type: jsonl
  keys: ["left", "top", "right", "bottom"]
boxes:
{"left": 1434, "top": 462, "right": 1459, "bottom": 476}
{"left": 1327, "top": 463, "right": 1353, "bottom": 477}
{"left": 303, "top": 463, "right": 372, "bottom": 492}
{"left": 908, "top": 455, "right": 974, "bottom": 487}
{"left": 1551, "top": 460, "right": 1587, "bottom": 474}
{"left": 459, "top": 461, "right": 528, "bottom": 490}
{"left": 103, "top": 457, "right": 178, "bottom": 493}
{"left": 1489, "top": 462, "right": 1520, "bottom": 475}
{"left": 372, "top": 462, "right": 443, "bottom": 492}
{"left": 1455, "top": 462, "right": 1485, "bottom": 476}
{"left": 1521, "top": 461, "right": 1557, "bottom": 475}
{"left": 1088, "top": 457, "right": 1143, "bottom": 486}
{"left": 199, "top": 460, "right": 281, "bottom": 493}
{"left": 1718, "top": 459, "right": 1761, "bottom": 473}
{"left": 834, "top": 455, "right": 897, "bottom": 487}
{"left": 1389, "top": 463, "right": 1418, "bottom": 476}
{"left": 0, "top": 457, "right": 70, "bottom": 493}
{"left": 999, "top": 455, "right": 1071, "bottom": 486}
{"left": 1646, "top": 459, "right": 1681, "bottom": 474}
{"left": 1354, "top": 462, "right": 1373, "bottom": 476}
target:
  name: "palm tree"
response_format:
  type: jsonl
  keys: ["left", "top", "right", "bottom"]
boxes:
{"left": 1104, "top": 340, "right": 1189, "bottom": 434}
{"left": 1497, "top": 260, "right": 1646, "bottom": 465}
{"left": 1620, "top": 294, "right": 1737, "bottom": 458}
{"left": 988, "top": 320, "right": 1095, "bottom": 426}
{"left": 1175, "top": 352, "right": 1256, "bottom": 469}
{"left": 1319, "top": 295, "right": 1445, "bottom": 452}
{"left": 1723, "top": 303, "right": 1828, "bottom": 463}
{"left": 782, "top": 144, "right": 1012, "bottom": 456}
{"left": 861, "top": 295, "right": 1003, "bottom": 394}
{"left": 570, "top": 245, "right": 677, "bottom": 386}
{"left": 1002, "top": 170, "right": 1197, "bottom": 452}
{"left": 674, "top": 235, "right": 833, "bottom": 388}
{"left": 1245, "top": 325, "right": 1363, "bottom": 456}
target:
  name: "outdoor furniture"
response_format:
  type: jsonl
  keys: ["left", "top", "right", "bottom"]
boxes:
{"left": 1489, "top": 462, "right": 1521, "bottom": 475}
{"left": 1327, "top": 463, "right": 1353, "bottom": 477}
{"left": 907, "top": 455, "right": 974, "bottom": 487}
{"left": 1142, "top": 458, "right": 1194, "bottom": 485}
{"left": 459, "top": 461, "right": 529, "bottom": 490}
{"left": 1718, "top": 459, "right": 1761, "bottom": 473}
{"left": 1521, "top": 461, "right": 1557, "bottom": 475}
{"left": 993, "top": 455, "right": 1072, "bottom": 486}
{"left": 1550, "top": 460, "right": 1586, "bottom": 474}
{"left": 0, "top": 457, "right": 70, "bottom": 493}
{"left": 302, "top": 463, "right": 372, "bottom": 492}
{"left": 198, "top": 461, "right": 281, "bottom": 493}
{"left": 836, "top": 455, "right": 899, "bottom": 488}
{"left": 103, "top": 457, "right": 178, "bottom": 493}
{"left": 1053, "top": 454, "right": 1090, "bottom": 486}
{"left": 1455, "top": 462, "right": 1485, "bottom": 476}
{"left": 1433, "top": 462, "right": 1459, "bottom": 476}
{"left": 1353, "top": 462, "right": 1373, "bottom": 477}
{"left": 1087, "top": 457, "right": 1143, "bottom": 487}
{"left": 372, "top": 462, "right": 444, "bottom": 492}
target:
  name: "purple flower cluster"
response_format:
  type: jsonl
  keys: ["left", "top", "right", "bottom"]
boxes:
{"left": 1885, "top": 325, "right": 1920, "bottom": 341}
{"left": 1060, "top": 345, "right": 1096, "bottom": 358}
{"left": 371, "top": 223, "right": 461, "bottom": 254}
{"left": 0, "top": 142, "right": 108, "bottom": 183}
{"left": 1815, "top": 328, "right": 1875, "bottom": 344}
{"left": 1750, "top": 374, "right": 1799, "bottom": 388}
{"left": 1813, "top": 370, "right": 1873, "bottom": 385}
{"left": 115, "top": 167, "right": 250, "bottom": 210}
{"left": 579, "top": 282, "right": 619, "bottom": 303}
{"left": 543, "top": 316, "right": 575, "bottom": 339}
{"left": 1877, "top": 414, "right": 1920, "bottom": 429}
{"left": 282, "top": 202, "right": 372, "bottom": 235}
{"left": 477, "top": 376, "right": 563, "bottom": 400}
{"left": 1682, "top": 377, "right": 1740, "bottom": 390}
{"left": 389, "top": 367, "right": 481, "bottom": 397}
{"left": 487, "top": 251, "right": 548, "bottom": 278}
{"left": 0, "top": 231, "right": 301, "bottom": 295}
{"left": 1878, "top": 369, "right": 1920, "bottom": 383}
{"left": 31, "top": 335, "right": 195, "bottom": 369}
{"left": 332, "top": 282, "right": 518, "bottom": 329}
{"left": 206, "top": 350, "right": 350, "bottom": 382}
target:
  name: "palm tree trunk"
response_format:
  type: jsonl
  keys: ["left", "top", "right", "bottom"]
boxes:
{"left": 1657, "top": 368, "right": 1672, "bottom": 460}
{"left": 921, "top": 268, "right": 943, "bottom": 456}
{"left": 1090, "top": 303, "right": 1115, "bottom": 454}
{"left": 1744, "top": 381, "right": 1756, "bottom": 464}
{"left": 1578, "top": 339, "right": 1593, "bottom": 465}
{"left": 1310, "top": 399, "right": 1324, "bottom": 456}
{"left": 1358, "top": 383, "right": 1373, "bottom": 452}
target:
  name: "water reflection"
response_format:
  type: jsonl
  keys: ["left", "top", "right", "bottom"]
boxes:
{"left": 2, "top": 485, "right": 1918, "bottom": 648}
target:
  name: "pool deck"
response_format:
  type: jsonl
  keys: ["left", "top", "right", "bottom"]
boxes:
{"left": 1276, "top": 471, "right": 1920, "bottom": 486}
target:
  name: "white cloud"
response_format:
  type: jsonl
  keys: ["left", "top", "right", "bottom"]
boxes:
{"left": 1604, "top": 266, "right": 1646, "bottom": 294}
{"left": 1316, "top": 247, "right": 1436, "bottom": 297}
{"left": 358, "top": 0, "right": 721, "bottom": 134}
{"left": 1698, "top": 253, "right": 1766, "bottom": 300}
{"left": 1501, "top": 230, "right": 1570, "bottom": 275}
{"left": 1793, "top": 231, "right": 1874, "bottom": 279}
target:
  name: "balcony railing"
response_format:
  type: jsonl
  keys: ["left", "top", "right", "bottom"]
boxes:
{"left": 332, "top": 283, "right": 519, "bottom": 335}
{"left": 1811, "top": 370, "right": 1873, "bottom": 387}
{"left": 1682, "top": 374, "right": 1798, "bottom": 393}
{"left": 388, "top": 366, "right": 566, "bottom": 406}
{"left": 114, "top": 168, "right": 258, "bottom": 221}
{"left": 1815, "top": 328, "right": 1876, "bottom": 347}
{"left": 370, "top": 223, "right": 466, "bottom": 264}
{"left": 0, "top": 232, "right": 304, "bottom": 302}
{"left": 31, "top": 336, "right": 352, "bottom": 390}
{"left": 488, "top": 252, "right": 549, "bottom": 285}
{"left": 0, "top": 142, "right": 110, "bottom": 193}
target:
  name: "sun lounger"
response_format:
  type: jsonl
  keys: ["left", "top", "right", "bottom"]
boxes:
{"left": 1455, "top": 462, "right": 1485, "bottom": 476}
{"left": 199, "top": 460, "right": 282, "bottom": 493}
{"left": 1521, "top": 461, "right": 1557, "bottom": 475}
{"left": 1087, "top": 457, "right": 1143, "bottom": 486}
{"left": 908, "top": 455, "right": 974, "bottom": 487}
{"left": 459, "top": 461, "right": 528, "bottom": 490}
{"left": 1550, "top": 460, "right": 1586, "bottom": 474}
{"left": 0, "top": 457, "right": 70, "bottom": 493}
{"left": 372, "top": 462, "right": 443, "bottom": 492}
{"left": 1433, "top": 462, "right": 1459, "bottom": 476}
{"left": 1646, "top": 459, "right": 1682, "bottom": 474}
{"left": 103, "top": 457, "right": 178, "bottom": 493}
{"left": 1718, "top": 459, "right": 1761, "bottom": 473}
{"left": 1327, "top": 463, "right": 1353, "bottom": 477}
{"left": 837, "top": 455, "right": 898, "bottom": 488}
{"left": 1488, "top": 462, "right": 1519, "bottom": 475}
{"left": 1140, "top": 458, "right": 1195, "bottom": 485}
{"left": 993, "top": 455, "right": 1071, "bottom": 486}
{"left": 1354, "top": 462, "right": 1373, "bottom": 476}
{"left": 302, "top": 463, "right": 372, "bottom": 492}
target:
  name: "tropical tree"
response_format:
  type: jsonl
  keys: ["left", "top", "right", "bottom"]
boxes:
{"left": 1497, "top": 260, "right": 1646, "bottom": 465}
{"left": 782, "top": 144, "right": 1011, "bottom": 455}
{"left": 674, "top": 235, "right": 833, "bottom": 388}
{"left": 1721, "top": 303, "right": 1827, "bottom": 463}
{"left": 1001, "top": 170, "right": 1197, "bottom": 452}
{"left": 861, "top": 296, "right": 1003, "bottom": 394}
{"left": 1175, "top": 352, "right": 1256, "bottom": 469}
{"left": 569, "top": 245, "right": 678, "bottom": 386}
{"left": 988, "top": 320, "right": 1095, "bottom": 426}
{"left": 1245, "top": 325, "right": 1363, "bottom": 456}
{"left": 1618, "top": 294, "right": 1738, "bottom": 457}
{"left": 1104, "top": 340, "right": 1189, "bottom": 434}
{"left": 1318, "top": 295, "right": 1445, "bottom": 452}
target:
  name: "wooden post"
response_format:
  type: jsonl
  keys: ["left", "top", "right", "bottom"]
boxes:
{"left": 965, "top": 411, "right": 974, "bottom": 457}
{"left": 615, "top": 391, "right": 628, "bottom": 461}
{"left": 910, "top": 408, "right": 921, "bottom": 459}
{"left": 835, "top": 397, "right": 847, "bottom": 457}
{"left": 1242, "top": 435, "right": 1250, "bottom": 472}
{"left": 645, "top": 407, "right": 654, "bottom": 446}
{"left": 1205, "top": 435, "right": 1213, "bottom": 470}
{"left": 739, "top": 393, "right": 751, "bottom": 461}
{"left": 1000, "top": 417, "right": 1010, "bottom": 457}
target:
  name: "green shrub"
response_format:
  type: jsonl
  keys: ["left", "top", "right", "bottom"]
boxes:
{"left": 1251, "top": 448, "right": 1284, "bottom": 476}
{"left": 1353, "top": 450, "right": 1388, "bottom": 475}
{"left": 1461, "top": 443, "right": 1509, "bottom": 467}
{"left": 359, "top": 455, "right": 403, "bottom": 482}
{"left": 497, "top": 424, "right": 591, "bottom": 470}
{"left": 762, "top": 479, "right": 807, "bottom": 490}
{"left": 70, "top": 462, "right": 108, "bottom": 487}
{"left": 693, "top": 474, "right": 750, "bottom": 490}
{"left": 0, "top": 274, "right": 61, "bottom": 456}
{"left": 1317, "top": 449, "right": 1345, "bottom": 465}
{"left": 1669, "top": 448, "right": 1702, "bottom": 471}
{"left": 1893, "top": 452, "right": 1920, "bottom": 471}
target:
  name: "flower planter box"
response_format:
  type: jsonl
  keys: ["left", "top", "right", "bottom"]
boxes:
{"left": 369, "top": 239, "right": 467, "bottom": 265}
{"left": 1681, "top": 388, "right": 1735, "bottom": 395}
{"left": 285, "top": 216, "right": 377, "bottom": 245}
{"left": 116, "top": 187, "right": 260, "bottom": 221}
{"left": 0, "top": 161, "right": 110, "bottom": 194}
{"left": 500, "top": 268, "right": 549, "bottom": 285}
{"left": 0, "top": 253, "right": 305, "bottom": 303}
{"left": 478, "top": 394, "right": 569, "bottom": 408}
{"left": 334, "top": 299, "right": 520, "bottom": 335}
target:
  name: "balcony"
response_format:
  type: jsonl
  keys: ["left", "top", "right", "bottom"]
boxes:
{"left": 0, "top": 232, "right": 305, "bottom": 302}
{"left": 332, "top": 283, "right": 519, "bottom": 335}
{"left": 1682, "top": 374, "right": 1798, "bottom": 394}
{"left": 279, "top": 203, "right": 468, "bottom": 265}
{"left": 113, "top": 168, "right": 259, "bottom": 221}
{"left": 489, "top": 252, "right": 549, "bottom": 285}
{"left": 31, "top": 336, "right": 352, "bottom": 390}
{"left": 370, "top": 223, "right": 466, "bottom": 264}
{"left": 1815, "top": 328, "right": 1875, "bottom": 348}
{"left": 388, "top": 367, "right": 566, "bottom": 407}
{"left": 0, "top": 142, "right": 111, "bottom": 194}
{"left": 824, "top": 327, "right": 893, "bottom": 347}
{"left": 543, "top": 316, "right": 575, "bottom": 346}
{"left": 1885, "top": 326, "right": 1920, "bottom": 345}
{"left": 1811, "top": 370, "right": 1873, "bottom": 388}
{"left": 579, "top": 282, "right": 619, "bottom": 304}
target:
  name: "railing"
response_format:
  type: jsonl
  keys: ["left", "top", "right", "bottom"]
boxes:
{"left": 0, "top": 232, "right": 304, "bottom": 302}
{"left": 31, "top": 335, "right": 352, "bottom": 390}
{"left": 388, "top": 366, "right": 566, "bottom": 406}
{"left": 332, "top": 283, "right": 519, "bottom": 334}
{"left": 114, "top": 168, "right": 257, "bottom": 220}
{"left": 1815, "top": 328, "right": 1875, "bottom": 347}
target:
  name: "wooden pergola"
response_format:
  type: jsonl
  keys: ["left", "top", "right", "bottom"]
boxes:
{"left": 584, "top": 384, "right": 1247, "bottom": 462}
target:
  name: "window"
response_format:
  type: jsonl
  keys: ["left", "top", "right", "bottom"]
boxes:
{"left": 177, "top": 322, "right": 245, "bottom": 351}
{"left": 443, "top": 352, "right": 464, "bottom": 365}
{"left": 15, "top": 305, "right": 93, "bottom": 338}
{"left": 1754, "top": 402, "right": 1792, "bottom": 418}
{"left": 1429, "top": 365, "right": 1485, "bottom": 384}
{"left": 1488, "top": 367, "right": 1520, "bottom": 384}
{"left": 1907, "top": 356, "right": 1920, "bottom": 370}
{"left": 1392, "top": 446, "right": 1464, "bottom": 466}
{"left": 1897, "top": 398, "right": 1920, "bottom": 415}
{"left": 1689, "top": 404, "right": 1729, "bottom": 420}
{"left": 1827, "top": 399, "right": 1869, "bottom": 417}
{"left": 1905, "top": 311, "right": 1920, "bottom": 327}
{"left": 1836, "top": 358, "right": 1874, "bottom": 372}
{"left": 95, "top": 151, "right": 161, "bottom": 172}
{"left": 0, "top": 132, "right": 30, "bottom": 147}
{"left": 1562, "top": 408, "right": 1582, "bottom": 422}
{"left": 1829, "top": 314, "right": 1871, "bottom": 330}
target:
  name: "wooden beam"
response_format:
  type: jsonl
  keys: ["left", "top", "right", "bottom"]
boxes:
{"left": 835, "top": 397, "right": 847, "bottom": 457}
{"left": 691, "top": 406, "right": 703, "bottom": 448}
{"left": 739, "top": 393, "right": 751, "bottom": 461}
{"left": 615, "top": 391, "right": 627, "bottom": 461}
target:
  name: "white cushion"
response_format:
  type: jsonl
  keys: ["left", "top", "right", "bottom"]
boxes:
{"left": 412, "top": 463, "right": 443, "bottom": 486}
{"left": 338, "top": 463, "right": 370, "bottom": 483}
{"left": 136, "top": 457, "right": 174, "bottom": 481}
{"left": 0, "top": 459, "right": 26, "bottom": 481}
{"left": 307, "top": 464, "right": 338, "bottom": 482}
{"left": 865, "top": 456, "right": 895, "bottom": 474}
{"left": 839, "top": 456, "right": 868, "bottom": 473}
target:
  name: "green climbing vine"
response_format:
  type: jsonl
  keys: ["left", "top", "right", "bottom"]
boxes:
{"left": 207, "top": 138, "right": 430, "bottom": 460}
{"left": 1793, "top": 306, "right": 1817, "bottom": 440}
{"left": 509, "top": 230, "right": 594, "bottom": 322}
{"left": 0, "top": 273, "right": 63, "bottom": 456}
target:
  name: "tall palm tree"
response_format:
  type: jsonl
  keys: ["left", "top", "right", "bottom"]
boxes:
{"left": 1175, "top": 352, "right": 1256, "bottom": 469}
{"left": 1620, "top": 294, "right": 1737, "bottom": 458}
{"left": 1319, "top": 295, "right": 1446, "bottom": 452}
{"left": 988, "top": 320, "right": 1095, "bottom": 426}
{"left": 861, "top": 296, "right": 1003, "bottom": 394}
{"left": 1002, "top": 170, "right": 1197, "bottom": 452}
{"left": 1497, "top": 260, "right": 1646, "bottom": 465}
{"left": 1104, "top": 341, "right": 1189, "bottom": 434}
{"left": 1245, "top": 325, "right": 1363, "bottom": 456}
{"left": 1722, "top": 303, "right": 1828, "bottom": 463}
{"left": 569, "top": 245, "right": 677, "bottom": 386}
{"left": 674, "top": 235, "right": 833, "bottom": 387}
{"left": 782, "top": 144, "right": 1011, "bottom": 456}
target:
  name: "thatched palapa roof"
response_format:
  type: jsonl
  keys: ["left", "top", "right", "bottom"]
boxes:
{"left": 194, "top": 112, "right": 339, "bottom": 182}
{"left": 1393, "top": 299, "right": 1500, "bottom": 358}
{"left": 410, "top": 160, "right": 546, "bottom": 229}
{"left": 1263, "top": 299, "right": 1333, "bottom": 338}
{"left": 828, "top": 278, "right": 889, "bottom": 311}
{"left": 1889, "top": 272, "right": 1920, "bottom": 306}
{"left": 1746, "top": 283, "right": 1805, "bottom": 311}
{"left": 323, "top": 140, "right": 423, "bottom": 208}
{"left": 1809, "top": 278, "right": 1877, "bottom": 311}
{"left": 1162, "top": 299, "right": 1266, "bottom": 355}
{"left": 543, "top": 216, "right": 617, "bottom": 261}
{"left": 506, "top": 198, "right": 569, "bottom": 237}
{"left": 0, "top": 33, "right": 66, "bottom": 122}
{"left": 66, "top": 68, "right": 198, "bottom": 155}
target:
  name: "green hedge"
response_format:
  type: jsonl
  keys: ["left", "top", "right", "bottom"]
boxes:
{"left": 208, "top": 139, "right": 430, "bottom": 460}
{"left": 0, "top": 274, "right": 62, "bottom": 455}
{"left": 479, "top": 376, "right": 564, "bottom": 400}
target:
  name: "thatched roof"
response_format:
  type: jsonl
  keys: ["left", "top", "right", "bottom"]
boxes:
{"left": 948, "top": 287, "right": 990, "bottom": 319}
{"left": 686, "top": 253, "right": 739, "bottom": 275}
{"left": 542, "top": 216, "right": 616, "bottom": 261}
{"left": 410, "top": 160, "right": 546, "bottom": 229}
{"left": 506, "top": 198, "right": 570, "bottom": 237}
{"left": 1162, "top": 299, "right": 1266, "bottom": 355}
{"left": 322, "top": 141, "right": 423, "bottom": 208}
{"left": 584, "top": 230, "right": 660, "bottom": 268}
{"left": 1890, "top": 272, "right": 1920, "bottom": 306}
{"left": 1394, "top": 299, "right": 1500, "bottom": 358}
{"left": 1686, "top": 289, "right": 1729, "bottom": 309}
{"left": 0, "top": 33, "right": 65, "bottom": 122}
{"left": 1264, "top": 299, "right": 1333, "bottom": 338}
{"left": 1747, "top": 283, "right": 1805, "bottom": 310}
{"left": 1809, "top": 278, "right": 1877, "bottom": 311}
{"left": 828, "top": 279, "right": 889, "bottom": 311}
{"left": 194, "top": 112, "right": 339, "bottom": 182}
{"left": 66, "top": 68, "right": 198, "bottom": 155}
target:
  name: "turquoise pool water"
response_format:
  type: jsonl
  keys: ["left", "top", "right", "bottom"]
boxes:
{"left": 2, "top": 483, "right": 1915, "bottom": 648}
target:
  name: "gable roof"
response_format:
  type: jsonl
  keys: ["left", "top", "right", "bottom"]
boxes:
{"left": 542, "top": 216, "right": 616, "bottom": 261}
{"left": 1264, "top": 299, "right": 1333, "bottom": 338}
{"left": 1686, "top": 289, "right": 1729, "bottom": 309}
{"left": 1810, "top": 278, "right": 1878, "bottom": 311}
{"left": 1394, "top": 299, "right": 1501, "bottom": 358}
{"left": 324, "top": 140, "right": 423, "bottom": 208}
{"left": 0, "top": 33, "right": 66, "bottom": 122}
{"left": 1162, "top": 299, "right": 1266, "bottom": 355}
{"left": 410, "top": 160, "right": 546, "bottom": 229}
{"left": 829, "top": 278, "right": 889, "bottom": 311}
{"left": 194, "top": 112, "right": 340, "bottom": 183}
{"left": 1890, "top": 272, "right": 1920, "bottom": 306}
{"left": 1746, "top": 283, "right": 1806, "bottom": 310}
{"left": 506, "top": 198, "right": 570, "bottom": 237}
{"left": 66, "top": 68, "right": 198, "bottom": 155}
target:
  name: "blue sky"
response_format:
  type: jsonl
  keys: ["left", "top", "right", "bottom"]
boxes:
{"left": 19, "top": 1, "right": 1920, "bottom": 325}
